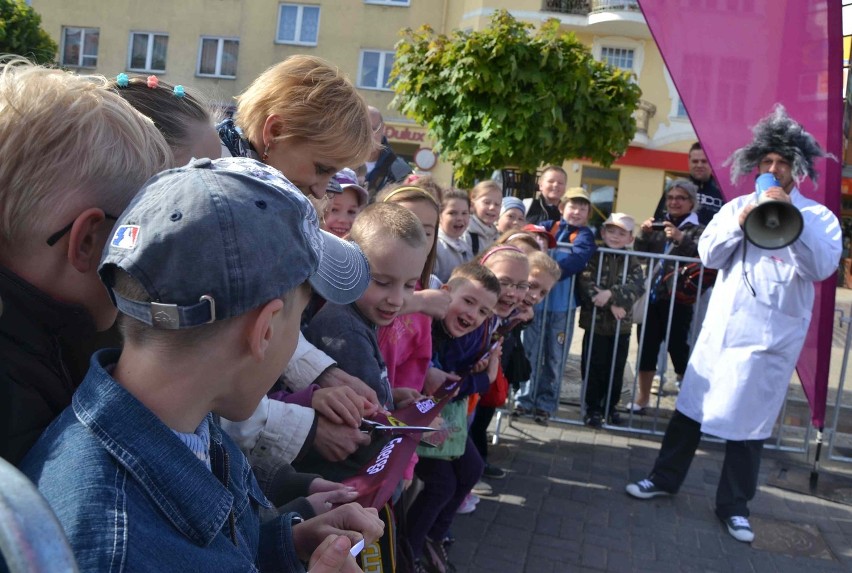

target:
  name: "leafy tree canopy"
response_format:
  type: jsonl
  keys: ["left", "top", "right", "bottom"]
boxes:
{"left": 0, "top": 0, "right": 57, "bottom": 65}
{"left": 391, "top": 10, "right": 642, "bottom": 186}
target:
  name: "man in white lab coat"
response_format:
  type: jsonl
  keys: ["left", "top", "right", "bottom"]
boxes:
{"left": 625, "top": 106, "right": 842, "bottom": 544}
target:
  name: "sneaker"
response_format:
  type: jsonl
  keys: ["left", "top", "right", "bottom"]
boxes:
{"left": 608, "top": 410, "right": 623, "bottom": 426}
{"left": 625, "top": 479, "right": 670, "bottom": 500}
{"left": 722, "top": 516, "right": 755, "bottom": 543}
{"left": 472, "top": 479, "right": 493, "bottom": 495}
{"left": 624, "top": 401, "right": 646, "bottom": 414}
{"left": 482, "top": 464, "right": 507, "bottom": 479}
{"left": 584, "top": 411, "right": 603, "bottom": 428}
{"left": 533, "top": 409, "right": 550, "bottom": 426}
{"left": 422, "top": 537, "right": 449, "bottom": 573}
{"left": 650, "top": 375, "right": 663, "bottom": 395}
{"left": 456, "top": 493, "right": 478, "bottom": 514}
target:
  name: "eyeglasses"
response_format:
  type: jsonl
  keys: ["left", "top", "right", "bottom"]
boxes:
{"left": 46, "top": 212, "right": 119, "bottom": 246}
{"left": 498, "top": 279, "right": 530, "bottom": 293}
{"left": 666, "top": 195, "right": 690, "bottom": 202}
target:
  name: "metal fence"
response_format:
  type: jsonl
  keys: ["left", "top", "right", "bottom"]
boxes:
{"left": 496, "top": 242, "right": 846, "bottom": 459}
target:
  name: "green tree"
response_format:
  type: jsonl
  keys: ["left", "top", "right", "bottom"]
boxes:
{"left": 391, "top": 10, "right": 642, "bottom": 187}
{"left": 0, "top": 0, "right": 57, "bottom": 64}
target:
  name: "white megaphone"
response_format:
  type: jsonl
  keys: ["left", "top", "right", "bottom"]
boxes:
{"left": 742, "top": 173, "right": 803, "bottom": 250}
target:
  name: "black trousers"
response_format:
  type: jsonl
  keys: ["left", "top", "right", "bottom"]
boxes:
{"left": 638, "top": 300, "right": 693, "bottom": 375}
{"left": 649, "top": 410, "right": 765, "bottom": 519}
{"left": 582, "top": 330, "right": 630, "bottom": 414}
{"left": 470, "top": 405, "right": 496, "bottom": 463}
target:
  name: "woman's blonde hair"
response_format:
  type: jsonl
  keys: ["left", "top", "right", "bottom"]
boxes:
{"left": 235, "top": 55, "right": 374, "bottom": 168}
{"left": 0, "top": 58, "right": 172, "bottom": 250}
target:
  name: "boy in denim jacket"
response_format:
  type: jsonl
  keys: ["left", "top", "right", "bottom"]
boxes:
{"left": 21, "top": 158, "right": 383, "bottom": 572}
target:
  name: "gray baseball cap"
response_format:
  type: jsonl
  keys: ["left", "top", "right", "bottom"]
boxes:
{"left": 99, "top": 157, "right": 370, "bottom": 329}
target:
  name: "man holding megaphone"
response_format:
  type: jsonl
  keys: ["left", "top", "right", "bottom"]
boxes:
{"left": 626, "top": 105, "right": 842, "bottom": 545}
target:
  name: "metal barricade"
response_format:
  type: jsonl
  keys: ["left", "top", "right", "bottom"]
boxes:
{"left": 827, "top": 308, "right": 852, "bottom": 463}
{"left": 498, "top": 242, "right": 811, "bottom": 456}
{"left": 0, "top": 457, "right": 78, "bottom": 572}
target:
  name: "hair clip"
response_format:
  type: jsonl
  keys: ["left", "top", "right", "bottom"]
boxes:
{"left": 146, "top": 75, "right": 159, "bottom": 89}
{"left": 116, "top": 73, "right": 129, "bottom": 88}
{"left": 173, "top": 85, "right": 185, "bottom": 98}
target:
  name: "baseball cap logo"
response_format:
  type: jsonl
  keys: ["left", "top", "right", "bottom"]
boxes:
{"left": 111, "top": 225, "right": 140, "bottom": 250}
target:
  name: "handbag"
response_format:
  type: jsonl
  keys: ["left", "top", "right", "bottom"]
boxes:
{"left": 416, "top": 397, "right": 468, "bottom": 460}
{"left": 663, "top": 262, "right": 717, "bottom": 305}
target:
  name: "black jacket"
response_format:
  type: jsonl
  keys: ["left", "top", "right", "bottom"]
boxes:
{"left": 524, "top": 196, "right": 561, "bottom": 225}
{"left": 0, "top": 265, "right": 115, "bottom": 465}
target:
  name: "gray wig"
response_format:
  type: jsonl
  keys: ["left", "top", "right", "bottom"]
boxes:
{"left": 724, "top": 104, "right": 831, "bottom": 185}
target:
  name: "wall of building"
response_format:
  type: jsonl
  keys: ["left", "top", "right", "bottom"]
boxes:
{"left": 30, "top": 0, "right": 698, "bottom": 210}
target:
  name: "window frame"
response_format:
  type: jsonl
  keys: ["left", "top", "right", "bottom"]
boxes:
{"left": 364, "top": 0, "right": 410, "bottom": 6}
{"left": 127, "top": 32, "right": 169, "bottom": 73}
{"left": 60, "top": 26, "right": 100, "bottom": 68}
{"left": 196, "top": 36, "right": 240, "bottom": 79}
{"left": 276, "top": 3, "right": 321, "bottom": 46}
{"left": 357, "top": 49, "right": 395, "bottom": 91}
{"left": 591, "top": 36, "right": 644, "bottom": 81}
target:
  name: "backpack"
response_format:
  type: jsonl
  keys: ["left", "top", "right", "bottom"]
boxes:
{"left": 662, "top": 262, "right": 718, "bottom": 305}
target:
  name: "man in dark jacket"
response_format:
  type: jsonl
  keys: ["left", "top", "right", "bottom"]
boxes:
{"left": 365, "top": 106, "right": 412, "bottom": 196}
{"left": 0, "top": 61, "right": 171, "bottom": 465}
{"left": 653, "top": 142, "right": 726, "bottom": 226}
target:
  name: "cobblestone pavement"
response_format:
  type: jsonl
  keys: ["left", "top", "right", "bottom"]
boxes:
{"left": 447, "top": 288, "right": 852, "bottom": 572}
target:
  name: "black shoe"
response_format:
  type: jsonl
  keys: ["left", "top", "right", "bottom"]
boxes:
{"left": 533, "top": 409, "right": 550, "bottom": 426}
{"left": 511, "top": 405, "right": 531, "bottom": 418}
{"left": 482, "top": 463, "right": 507, "bottom": 479}
{"left": 608, "top": 410, "right": 623, "bottom": 426}
{"left": 625, "top": 479, "right": 671, "bottom": 500}
{"left": 584, "top": 412, "right": 603, "bottom": 428}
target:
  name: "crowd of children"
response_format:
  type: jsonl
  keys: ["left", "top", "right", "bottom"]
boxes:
{"left": 0, "top": 56, "right": 653, "bottom": 573}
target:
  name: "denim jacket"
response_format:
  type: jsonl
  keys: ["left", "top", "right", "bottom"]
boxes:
{"left": 20, "top": 349, "right": 306, "bottom": 573}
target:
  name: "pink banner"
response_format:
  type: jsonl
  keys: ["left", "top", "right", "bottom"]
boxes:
{"left": 342, "top": 377, "right": 462, "bottom": 509}
{"left": 639, "top": 0, "right": 842, "bottom": 428}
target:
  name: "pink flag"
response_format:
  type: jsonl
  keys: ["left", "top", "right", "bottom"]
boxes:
{"left": 639, "top": 0, "right": 842, "bottom": 428}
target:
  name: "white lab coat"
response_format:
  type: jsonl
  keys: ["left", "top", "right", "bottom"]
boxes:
{"left": 676, "top": 188, "right": 841, "bottom": 441}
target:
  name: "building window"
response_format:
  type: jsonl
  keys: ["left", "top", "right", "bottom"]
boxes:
{"left": 277, "top": 4, "right": 320, "bottom": 45}
{"left": 364, "top": 0, "right": 410, "bottom": 5}
{"left": 600, "top": 47, "right": 634, "bottom": 72}
{"left": 197, "top": 37, "right": 239, "bottom": 78}
{"left": 580, "top": 166, "right": 620, "bottom": 231}
{"left": 358, "top": 50, "right": 394, "bottom": 91}
{"left": 61, "top": 27, "right": 99, "bottom": 68}
{"left": 128, "top": 32, "right": 168, "bottom": 72}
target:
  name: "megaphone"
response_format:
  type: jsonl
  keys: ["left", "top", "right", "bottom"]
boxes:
{"left": 742, "top": 173, "right": 803, "bottom": 250}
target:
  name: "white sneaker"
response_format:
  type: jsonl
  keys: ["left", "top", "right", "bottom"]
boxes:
{"left": 723, "top": 516, "right": 755, "bottom": 543}
{"left": 472, "top": 480, "right": 493, "bottom": 495}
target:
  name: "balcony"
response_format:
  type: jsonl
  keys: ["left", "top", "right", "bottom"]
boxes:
{"left": 542, "top": 0, "right": 590, "bottom": 15}
{"left": 590, "top": 0, "right": 641, "bottom": 14}
{"left": 542, "top": 0, "right": 649, "bottom": 38}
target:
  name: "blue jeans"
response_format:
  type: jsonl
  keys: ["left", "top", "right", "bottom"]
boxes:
{"left": 515, "top": 308, "right": 574, "bottom": 415}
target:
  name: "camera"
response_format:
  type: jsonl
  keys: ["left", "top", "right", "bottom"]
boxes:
{"left": 651, "top": 221, "right": 666, "bottom": 231}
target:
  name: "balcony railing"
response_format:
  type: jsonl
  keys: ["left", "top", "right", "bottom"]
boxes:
{"left": 542, "top": 0, "right": 590, "bottom": 15}
{"left": 591, "top": 0, "right": 641, "bottom": 13}
{"left": 542, "top": 0, "right": 641, "bottom": 15}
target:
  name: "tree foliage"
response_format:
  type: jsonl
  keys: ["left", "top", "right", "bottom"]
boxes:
{"left": 0, "top": 0, "right": 57, "bottom": 64}
{"left": 391, "top": 10, "right": 642, "bottom": 186}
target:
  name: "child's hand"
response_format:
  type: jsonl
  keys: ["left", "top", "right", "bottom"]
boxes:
{"left": 423, "top": 367, "right": 460, "bottom": 396}
{"left": 471, "top": 356, "right": 488, "bottom": 374}
{"left": 306, "top": 479, "right": 359, "bottom": 515}
{"left": 315, "top": 367, "right": 380, "bottom": 408}
{"left": 311, "top": 386, "right": 372, "bottom": 428}
{"left": 487, "top": 341, "right": 503, "bottom": 383}
{"left": 391, "top": 387, "right": 424, "bottom": 409}
{"left": 307, "top": 534, "right": 360, "bottom": 573}
{"left": 591, "top": 287, "right": 612, "bottom": 307}
{"left": 610, "top": 305, "right": 627, "bottom": 320}
{"left": 409, "top": 289, "right": 451, "bottom": 319}
{"left": 293, "top": 503, "right": 384, "bottom": 562}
